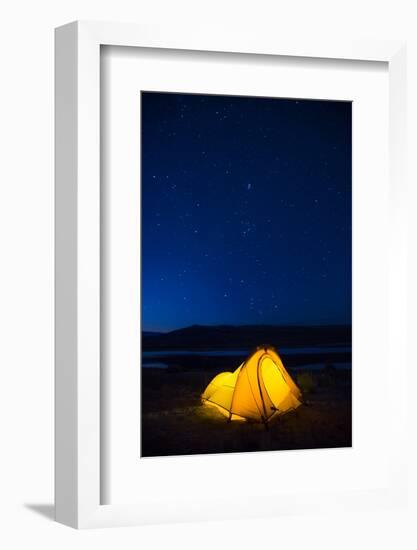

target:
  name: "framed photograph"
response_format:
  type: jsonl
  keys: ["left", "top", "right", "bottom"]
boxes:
{"left": 139, "top": 90, "right": 352, "bottom": 457}
{"left": 55, "top": 21, "right": 407, "bottom": 528}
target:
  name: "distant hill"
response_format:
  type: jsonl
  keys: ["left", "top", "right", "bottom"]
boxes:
{"left": 142, "top": 324, "right": 351, "bottom": 351}
{"left": 142, "top": 331, "right": 163, "bottom": 337}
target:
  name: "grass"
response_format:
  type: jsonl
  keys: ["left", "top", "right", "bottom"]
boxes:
{"left": 141, "top": 366, "right": 351, "bottom": 457}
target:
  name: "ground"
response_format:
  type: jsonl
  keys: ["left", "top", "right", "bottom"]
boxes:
{"left": 141, "top": 365, "right": 352, "bottom": 457}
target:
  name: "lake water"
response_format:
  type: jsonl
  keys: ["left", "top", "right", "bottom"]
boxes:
{"left": 142, "top": 346, "right": 351, "bottom": 369}
{"left": 291, "top": 362, "right": 351, "bottom": 371}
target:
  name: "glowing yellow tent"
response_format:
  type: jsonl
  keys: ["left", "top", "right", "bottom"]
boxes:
{"left": 201, "top": 346, "right": 302, "bottom": 423}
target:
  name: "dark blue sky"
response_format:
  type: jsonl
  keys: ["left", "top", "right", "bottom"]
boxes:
{"left": 141, "top": 92, "right": 351, "bottom": 332}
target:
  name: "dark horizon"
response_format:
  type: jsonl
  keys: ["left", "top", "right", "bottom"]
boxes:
{"left": 142, "top": 92, "right": 352, "bottom": 333}
{"left": 143, "top": 321, "right": 352, "bottom": 336}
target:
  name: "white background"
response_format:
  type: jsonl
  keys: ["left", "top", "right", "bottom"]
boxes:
{"left": 0, "top": 1, "right": 416, "bottom": 548}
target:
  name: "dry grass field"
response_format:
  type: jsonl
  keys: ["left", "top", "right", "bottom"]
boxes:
{"left": 141, "top": 364, "right": 351, "bottom": 457}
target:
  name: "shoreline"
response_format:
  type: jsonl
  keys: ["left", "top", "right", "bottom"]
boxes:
{"left": 141, "top": 350, "right": 352, "bottom": 371}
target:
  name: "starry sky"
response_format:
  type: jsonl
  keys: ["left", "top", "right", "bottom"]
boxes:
{"left": 141, "top": 92, "right": 352, "bottom": 333}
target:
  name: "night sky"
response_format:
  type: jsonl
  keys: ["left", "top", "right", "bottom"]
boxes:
{"left": 141, "top": 92, "right": 351, "bottom": 333}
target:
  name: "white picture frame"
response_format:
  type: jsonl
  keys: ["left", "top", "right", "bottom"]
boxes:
{"left": 55, "top": 21, "right": 407, "bottom": 529}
